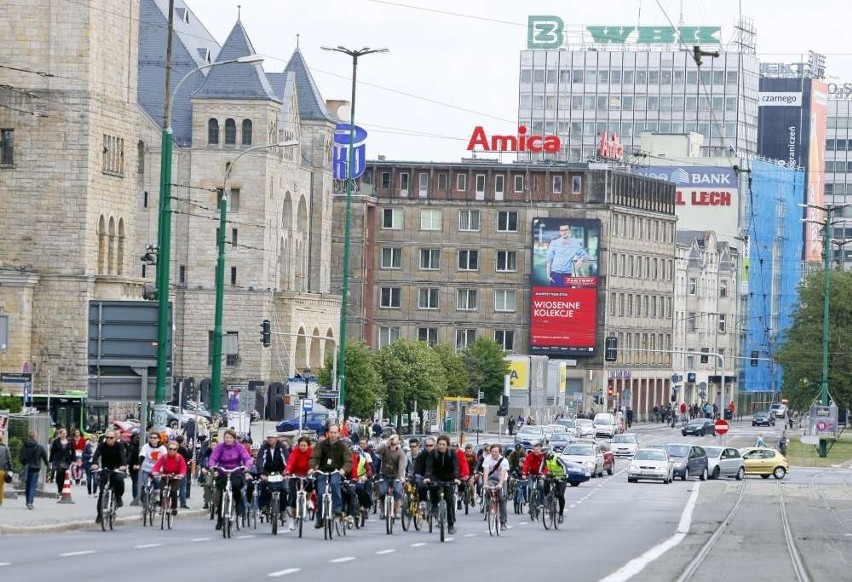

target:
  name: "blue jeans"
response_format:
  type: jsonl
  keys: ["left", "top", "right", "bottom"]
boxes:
{"left": 378, "top": 476, "right": 403, "bottom": 500}
{"left": 25, "top": 468, "right": 40, "bottom": 505}
{"left": 179, "top": 477, "right": 187, "bottom": 507}
{"left": 315, "top": 471, "right": 343, "bottom": 518}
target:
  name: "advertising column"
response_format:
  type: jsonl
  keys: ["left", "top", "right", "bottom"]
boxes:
{"left": 529, "top": 218, "right": 600, "bottom": 356}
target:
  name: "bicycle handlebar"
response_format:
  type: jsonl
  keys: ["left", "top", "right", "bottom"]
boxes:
{"left": 213, "top": 466, "right": 247, "bottom": 474}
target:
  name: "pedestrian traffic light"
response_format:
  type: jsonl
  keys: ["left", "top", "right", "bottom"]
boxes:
{"left": 497, "top": 395, "right": 509, "bottom": 417}
{"left": 607, "top": 382, "right": 614, "bottom": 397}
{"left": 671, "top": 388, "right": 677, "bottom": 402}
{"left": 750, "top": 350, "right": 759, "bottom": 367}
{"left": 260, "top": 319, "right": 271, "bottom": 347}
{"left": 700, "top": 347, "right": 709, "bottom": 364}
{"left": 604, "top": 336, "right": 618, "bottom": 362}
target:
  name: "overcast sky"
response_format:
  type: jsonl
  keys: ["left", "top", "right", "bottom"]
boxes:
{"left": 187, "top": 0, "right": 852, "bottom": 162}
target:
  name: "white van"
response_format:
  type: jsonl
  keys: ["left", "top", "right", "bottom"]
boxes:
{"left": 593, "top": 412, "right": 616, "bottom": 438}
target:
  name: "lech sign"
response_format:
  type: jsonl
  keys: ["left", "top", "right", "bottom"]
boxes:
{"left": 332, "top": 123, "right": 368, "bottom": 180}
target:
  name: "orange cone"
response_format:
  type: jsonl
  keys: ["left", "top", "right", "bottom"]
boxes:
{"left": 58, "top": 474, "right": 75, "bottom": 504}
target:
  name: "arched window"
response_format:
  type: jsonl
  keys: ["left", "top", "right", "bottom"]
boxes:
{"left": 208, "top": 119, "right": 219, "bottom": 145}
{"left": 224, "top": 119, "right": 236, "bottom": 145}
{"left": 241, "top": 119, "right": 253, "bottom": 146}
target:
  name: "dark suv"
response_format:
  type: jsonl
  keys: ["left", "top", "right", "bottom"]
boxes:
{"left": 665, "top": 443, "right": 709, "bottom": 481}
{"left": 752, "top": 410, "right": 775, "bottom": 427}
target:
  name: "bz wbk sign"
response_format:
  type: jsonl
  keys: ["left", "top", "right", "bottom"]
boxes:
{"left": 527, "top": 16, "right": 722, "bottom": 50}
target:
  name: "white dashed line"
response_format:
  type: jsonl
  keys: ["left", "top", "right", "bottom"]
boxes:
{"left": 376, "top": 549, "right": 396, "bottom": 555}
{"left": 0, "top": 563, "right": 10, "bottom": 567}
{"left": 464, "top": 533, "right": 476, "bottom": 537}
{"left": 190, "top": 538, "right": 210, "bottom": 542}
{"left": 235, "top": 535, "right": 255, "bottom": 539}
{"left": 268, "top": 568, "right": 301, "bottom": 577}
{"left": 134, "top": 543, "right": 162, "bottom": 549}
{"left": 410, "top": 542, "right": 428, "bottom": 547}
{"left": 518, "top": 521, "right": 528, "bottom": 526}
{"left": 569, "top": 504, "right": 577, "bottom": 509}
{"left": 60, "top": 551, "right": 96, "bottom": 557}
{"left": 330, "top": 557, "right": 355, "bottom": 563}
{"left": 445, "top": 537, "right": 455, "bottom": 541}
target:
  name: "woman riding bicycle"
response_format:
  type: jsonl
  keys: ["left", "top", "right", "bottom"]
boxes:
{"left": 151, "top": 441, "right": 187, "bottom": 516}
{"left": 285, "top": 435, "right": 313, "bottom": 531}
{"left": 209, "top": 428, "right": 253, "bottom": 530}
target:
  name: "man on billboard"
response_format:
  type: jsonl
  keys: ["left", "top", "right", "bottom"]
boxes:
{"left": 546, "top": 224, "right": 591, "bottom": 285}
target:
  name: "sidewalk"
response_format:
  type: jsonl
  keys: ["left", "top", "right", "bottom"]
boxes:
{"left": 0, "top": 482, "right": 206, "bottom": 535}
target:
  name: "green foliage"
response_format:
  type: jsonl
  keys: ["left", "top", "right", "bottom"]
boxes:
{"left": 8, "top": 436, "right": 22, "bottom": 473}
{"left": 376, "top": 340, "right": 447, "bottom": 416}
{"left": 460, "top": 338, "right": 510, "bottom": 404}
{"left": 432, "top": 343, "right": 471, "bottom": 398}
{"left": 318, "top": 342, "right": 383, "bottom": 419}
{"left": 776, "top": 270, "right": 852, "bottom": 412}
{"left": 0, "top": 392, "right": 22, "bottom": 413}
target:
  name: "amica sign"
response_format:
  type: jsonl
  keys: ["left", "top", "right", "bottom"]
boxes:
{"left": 467, "top": 126, "right": 561, "bottom": 153}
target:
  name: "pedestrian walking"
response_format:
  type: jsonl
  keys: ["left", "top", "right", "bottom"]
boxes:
{"left": 19, "top": 431, "right": 48, "bottom": 510}
{"left": 755, "top": 433, "right": 766, "bottom": 448}
{"left": 175, "top": 435, "right": 192, "bottom": 509}
{"left": 127, "top": 432, "right": 141, "bottom": 505}
{"left": 48, "top": 427, "right": 74, "bottom": 496}
{"left": 778, "top": 431, "right": 788, "bottom": 456}
{"left": 0, "top": 434, "right": 12, "bottom": 507}
{"left": 508, "top": 416, "right": 515, "bottom": 436}
{"left": 82, "top": 434, "right": 99, "bottom": 496}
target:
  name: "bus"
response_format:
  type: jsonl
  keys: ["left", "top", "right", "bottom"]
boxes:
{"left": 29, "top": 390, "right": 109, "bottom": 434}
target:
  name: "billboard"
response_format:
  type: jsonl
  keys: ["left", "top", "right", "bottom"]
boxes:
{"left": 806, "top": 81, "right": 828, "bottom": 263}
{"left": 632, "top": 166, "right": 738, "bottom": 235}
{"left": 530, "top": 217, "right": 600, "bottom": 356}
{"left": 507, "top": 355, "right": 530, "bottom": 390}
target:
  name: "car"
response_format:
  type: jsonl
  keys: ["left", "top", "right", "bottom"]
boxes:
{"left": 703, "top": 446, "right": 745, "bottom": 480}
{"left": 553, "top": 418, "right": 578, "bottom": 436}
{"left": 562, "top": 458, "right": 592, "bottom": 486}
{"left": 560, "top": 440, "right": 613, "bottom": 477}
{"left": 107, "top": 420, "right": 139, "bottom": 443}
{"left": 575, "top": 419, "right": 595, "bottom": 439}
{"left": 275, "top": 411, "right": 330, "bottom": 434}
{"left": 547, "top": 433, "right": 572, "bottom": 453}
{"left": 514, "top": 425, "right": 545, "bottom": 447}
{"left": 593, "top": 413, "right": 617, "bottom": 438}
{"left": 740, "top": 447, "right": 789, "bottom": 479}
{"left": 611, "top": 433, "right": 639, "bottom": 456}
{"left": 183, "top": 401, "right": 213, "bottom": 420}
{"left": 752, "top": 410, "right": 776, "bottom": 427}
{"left": 628, "top": 448, "right": 674, "bottom": 483}
{"left": 682, "top": 418, "right": 716, "bottom": 437}
{"left": 664, "top": 443, "right": 709, "bottom": 481}
{"left": 770, "top": 403, "right": 788, "bottom": 419}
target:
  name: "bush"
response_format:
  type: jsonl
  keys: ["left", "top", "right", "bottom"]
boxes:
{"left": 0, "top": 392, "right": 22, "bottom": 413}
{"left": 8, "top": 436, "right": 22, "bottom": 473}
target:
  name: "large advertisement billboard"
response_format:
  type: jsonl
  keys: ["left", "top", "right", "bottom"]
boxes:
{"left": 530, "top": 217, "right": 600, "bottom": 356}
{"left": 805, "top": 81, "right": 828, "bottom": 263}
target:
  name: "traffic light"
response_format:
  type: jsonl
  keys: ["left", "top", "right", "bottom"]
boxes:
{"left": 700, "top": 347, "right": 709, "bottom": 364}
{"left": 260, "top": 319, "right": 271, "bottom": 347}
{"left": 497, "top": 395, "right": 509, "bottom": 417}
{"left": 671, "top": 387, "right": 678, "bottom": 402}
{"left": 751, "top": 350, "right": 759, "bottom": 367}
{"left": 607, "top": 382, "right": 614, "bottom": 397}
{"left": 604, "top": 336, "right": 618, "bottom": 362}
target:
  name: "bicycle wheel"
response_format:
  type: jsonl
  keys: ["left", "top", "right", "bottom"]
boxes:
{"left": 542, "top": 494, "right": 552, "bottom": 530}
{"left": 323, "top": 496, "right": 333, "bottom": 541}
{"left": 99, "top": 490, "right": 109, "bottom": 532}
{"left": 551, "top": 496, "right": 560, "bottom": 531}
{"left": 493, "top": 496, "right": 501, "bottom": 537}
{"left": 222, "top": 494, "right": 232, "bottom": 539}
{"left": 208, "top": 488, "right": 216, "bottom": 521}
{"left": 297, "top": 495, "right": 305, "bottom": 539}
{"left": 271, "top": 494, "right": 279, "bottom": 535}
{"left": 401, "top": 494, "right": 412, "bottom": 531}
{"left": 464, "top": 485, "right": 471, "bottom": 515}
{"left": 438, "top": 499, "right": 447, "bottom": 542}
{"left": 427, "top": 501, "right": 433, "bottom": 533}
{"left": 385, "top": 495, "right": 394, "bottom": 535}
{"left": 160, "top": 492, "right": 168, "bottom": 530}
{"left": 486, "top": 496, "right": 495, "bottom": 537}
{"left": 529, "top": 489, "right": 539, "bottom": 522}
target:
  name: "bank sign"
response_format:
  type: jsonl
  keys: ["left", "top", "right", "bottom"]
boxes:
{"left": 632, "top": 166, "right": 738, "bottom": 235}
{"left": 527, "top": 16, "right": 722, "bottom": 49}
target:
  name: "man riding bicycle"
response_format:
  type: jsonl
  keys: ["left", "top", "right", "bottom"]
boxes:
{"left": 151, "top": 441, "right": 187, "bottom": 516}
{"left": 521, "top": 442, "right": 546, "bottom": 504}
{"left": 451, "top": 442, "right": 469, "bottom": 510}
{"left": 374, "top": 434, "right": 406, "bottom": 520}
{"left": 543, "top": 450, "right": 569, "bottom": 523}
{"left": 424, "top": 435, "right": 459, "bottom": 535}
{"left": 255, "top": 431, "right": 288, "bottom": 518}
{"left": 308, "top": 424, "right": 352, "bottom": 529}
{"left": 481, "top": 443, "right": 509, "bottom": 531}
{"left": 91, "top": 429, "right": 127, "bottom": 524}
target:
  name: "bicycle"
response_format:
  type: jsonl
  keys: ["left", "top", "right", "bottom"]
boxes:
{"left": 141, "top": 475, "right": 157, "bottom": 528}
{"left": 513, "top": 477, "right": 528, "bottom": 515}
{"left": 93, "top": 468, "right": 125, "bottom": 532}
{"left": 400, "top": 479, "right": 424, "bottom": 532}
{"left": 463, "top": 478, "right": 476, "bottom": 515}
{"left": 541, "top": 475, "right": 563, "bottom": 531}
{"left": 315, "top": 470, "right": 345, "bottom": 540}
{"left": 289, "top": 475, "right": 312, "bottom": 538}
{"left": 343, "top": 479, "right": 366, "bottom": 530}
{"left": 527, "top": 475, "right": 543, "bottom": 522}
{"left": 379, "top": 476, "right": 401, "bottom": 535}
{"left": 264, "top": 472, "right": 286, "bottom": 535}
{"left": 484, "top": 484, "right": 502, "bottom": 537}
{"left": 241, "top": 475, "right": 258, "bottom": 531}
{"left": 156, "top": 473, "right": 181, "bottom": 530}
{"left": 427, "top": 480, "right": 455, "bottom": 543}
{"left": 214, "top": 466, "right": 245, "bottom": 539}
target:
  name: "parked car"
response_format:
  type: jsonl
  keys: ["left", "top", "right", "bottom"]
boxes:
{"left": 611, "top": 433, "right": 639, "bottom": 457}
{"left": 628, "top": 448, "right": 674, "bottom": 484}
{"left": 575, "top": 419, "right": 595, "bottom": 439}
{"left": 770, "top": 403, "right": 788, "bottom": 419}
{"left": 275, "top": 411, "right": 330, "bottom": 435}
{"left": 664, "top": 443, "right": 709, "bottom": 481}
{"left": 107, "top": 420, "right": 139, "bottom": 443}
{"left": 561, "top": 439, "right": 613, "bottom": 477}
{"left": 183, "top": 400, "right": 213, "bottom": 420}
{"left": 740, "top": 447, "right": 789, "bottom": 479}
{"left": 703, "top": 446, "right": 745, "bottom": 480}
{"left": 752, "top": 410, "right": 776, "bottom": 427}
{"left": 682, "top": 418, "right": 716, "bottom": 437}
{"left": 593, "top": 413, "right": 617, "bottom": 438}
{"left": 562, "top": 458, "right": 592, "bottom": 486}
{"left": 514, "top": 425, "right": 545, "bottom": 447}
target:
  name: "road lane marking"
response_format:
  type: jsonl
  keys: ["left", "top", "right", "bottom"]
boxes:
{"left": 0, "top": 563, "right": 10, "bottom": 567}
{"left": 330, "top": 557, "right": 355, "bottom": 563}
{"left": 268, "top": 568, "right": 301, "bottom": 577}
{"left": 570, "top": 504, "right": 577, "bottom": 509}
{"left": 410, "top": 542, "right": 427, "bottom": 547}
{"left": 600, "top": 482, "right": 701, "bottom": 582}
{"left": 464, "top": 533, "right": 476, "bottom": 537}
{"left": 190, "top": 538, "right": 210, "bottom": 542}
{"left": 134, "top": 543, "right": 162, "bottom": 549}
{"left": 60, "top": 551, "right": 96, "bottom": 557}
{"left": 376, "top": 549, "right": 396, "bottom": 555}
{"left": 518, "top": 521, "right": 528, "bottom": 525}
{"left": 235, "top": 535, "right": 255, "bottom": 539}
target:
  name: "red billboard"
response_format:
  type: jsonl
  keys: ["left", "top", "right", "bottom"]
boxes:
{"left": 530, "top": 218, "right": 600, "bottom": 356}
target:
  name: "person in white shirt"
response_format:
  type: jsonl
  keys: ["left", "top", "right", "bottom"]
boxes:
{"left": 480, "top": 443, "right": 509, "bottom": 530}
{"left": 136, "top": 432, "right": 167, "bottom": 506}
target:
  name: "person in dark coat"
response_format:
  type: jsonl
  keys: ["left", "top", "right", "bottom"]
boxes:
{"left": 126, "top": 432, "right": 141, "bottom": 505}
{"left": 48, "top": 427, "right": 74, "bottom": 495}
{"left": 19, "top": 431, "right": 49, "bottom": 510}
{"left": 424, "top": 435, "right": 459, "bottom": 534}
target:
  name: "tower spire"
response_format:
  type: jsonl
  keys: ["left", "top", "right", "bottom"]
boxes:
{"left": 237, "top": 4, "right": 241, "bottom": 22}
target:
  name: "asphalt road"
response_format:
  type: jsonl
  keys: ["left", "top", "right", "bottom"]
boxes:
{"left": 2, "top": 427, "right": 851, "bottom": 581}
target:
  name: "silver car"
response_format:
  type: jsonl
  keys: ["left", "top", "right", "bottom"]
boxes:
{"left": 561, "top": 442, "right": 605, "bottom": 478}
{"left": 628, "top": 448, "right": 674, "bottom": 484}
{"left": 575, "top": 419, "right": 595, "bottom": 439}
{"left": 703, "top": 446, "right": 745, "bottom": 480}
{"left": 611, "top": 433, "right": 639, "bottom": 457}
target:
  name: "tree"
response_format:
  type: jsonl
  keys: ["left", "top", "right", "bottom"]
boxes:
{"left": 776, "top": 270, "right": 852, "bottom": 413}
{"left": 432, "top": 343, "right": 470, "bottom": 398}
{"left": 376, "top": 340, "right": 447, "bottom": 417}
{"left": 318, "top": 342, "right": 383, "bottom": 420}
{"left": 0, "top": 392, "right": 22, "bottom": 413}
{"left": 460, "top": 338, "right": 510, "bottom": 404}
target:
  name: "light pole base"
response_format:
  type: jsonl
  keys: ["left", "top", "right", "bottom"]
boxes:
{"left": 152, "top": 403, "right": 169, "bottom": 432}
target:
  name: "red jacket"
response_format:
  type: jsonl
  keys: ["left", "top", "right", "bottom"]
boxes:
{"left": 71, "top": 436, "right": 86, "bottom": 453}
{"left": 285, "top": 447, "right": 313, "bottom": 476}
{"left": 522, "top": 451, "right": 545, "bottom": 477}
{"left": 455, "top": 449, "right": 470, "bottom": 479}
{"left": 151, "top": 453, "right": 187, "bottom": 477}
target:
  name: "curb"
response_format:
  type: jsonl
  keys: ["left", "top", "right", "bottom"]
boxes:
{"left": 0, "top": 508, "right": 208, "bottom": 536}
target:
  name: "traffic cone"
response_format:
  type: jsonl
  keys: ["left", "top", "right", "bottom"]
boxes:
{"left": 58, "top": 474, "right": 75, "bottom": 504}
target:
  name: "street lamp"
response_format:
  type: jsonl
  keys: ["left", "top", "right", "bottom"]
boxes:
{"left": 320, "top": 45, "right": 388, "bottom": 417}
{"left": 209, "top": 140, "right": 299, "bottom": 413}
{"left": 153, "top": 53, "right": 264, "bottom": 430}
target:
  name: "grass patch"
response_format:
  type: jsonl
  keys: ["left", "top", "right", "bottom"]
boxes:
{"left": 786, "top": 430, "right": 852, "bottom": 468}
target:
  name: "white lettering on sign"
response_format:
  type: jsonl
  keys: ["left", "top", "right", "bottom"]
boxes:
{"left": 675, "top": 190, "right": 733, "bottom": 206}
{"left": 532, "top": 299, "right": 580, "bottom": 318}
{"left": 758, "top": 92, "right": 802, "bottom": 107}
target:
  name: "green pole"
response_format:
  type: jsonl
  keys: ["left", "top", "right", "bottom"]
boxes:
{"left": 819, "top": 209, "right": 832, "bottom": 457}
{"left": 153, "top": 127, "right": 173, "bottom": 430}
{"left": 210, "top": 194, "right": 228, "bottom": 414}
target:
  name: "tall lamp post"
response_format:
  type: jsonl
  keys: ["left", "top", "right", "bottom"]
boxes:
{"left": 153, "top": 53, "right": 264, "bottom": 430}
{"left": 210, "top": 140, "right": 299, "bottom": 413}
{"left": 320, "top": 45, "right": 388, "bottom": 417}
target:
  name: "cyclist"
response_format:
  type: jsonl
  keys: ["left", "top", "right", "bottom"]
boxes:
{"left": 521, "top": 442, "right": 546, "bottom": 480}
{"left": 424, "top": 435, "right": 459, "bottom": 535}
{"left": 412, "top": 436, "right": 433, "bottom": 504}
{"left": 209, "top": 428, "right": 254, "bottom": 530}
{"left": 136, "top": 432, "right": 166, "bottom": 507}
{"left": 308, "top": 424, "right": 352, "bottom": 529}
{"left": 347, "top": 441, "right": 374, "bottom": 516}
{"left": 374, "top": 434, "right": 406, "bottom": 520}
{"left": 508, "top": 444, "right": 525, "bottom": 475}
{"left": 255, "top": 431, "right": 288, "bottom": 519}
{"left": 405, "top": 439, "right": 420, "bottom": 479}
{"left": 543, "top": 450, "right": 569, "bottom": 523}
{"left": 151, "top": 440, "right": 187, "bottom": 516}
{"left": 481, "top": 443, "right": 509, "bottom": 531}
{"left": 284, "top": 435, "right": 313, "bottom": 531}
{"left": 199, "top": 437, "right": 218, "bottom": 510}
{"left": 451, "top": 442, "right": 469, "bottom": 510}
{"left": 91, "top": 430, "right": 127, "bottom": 524}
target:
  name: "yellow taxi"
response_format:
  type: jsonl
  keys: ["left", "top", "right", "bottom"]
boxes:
{"left": 739, "top": 447, "right": 789, "bottom": 479}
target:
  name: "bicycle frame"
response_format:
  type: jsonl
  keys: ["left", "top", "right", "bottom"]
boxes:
{"left": 215, "top": 466, "right": 244, "bottom": 539}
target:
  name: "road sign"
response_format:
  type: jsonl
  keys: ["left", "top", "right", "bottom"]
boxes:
{"left": 714, "top": 419, "right": 729, "bottom": 436}
{"left": 302, "top": 398, "right": 313, "bottom": 412}
{"left": 477, "top": 391, "right": 485, "bottom": 401}
{"left": 1, "top": 372, "right": 31, "bottom": 384}
{"left": 316, "top": 391, "right": 339, "bottom": 400}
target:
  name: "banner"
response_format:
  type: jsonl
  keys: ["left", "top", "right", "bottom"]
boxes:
{"left": 530, "top": 217, "right": 600, "bottom": 356}
{"left": 507, "top": 356, "right": 530, "bottom": 390}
